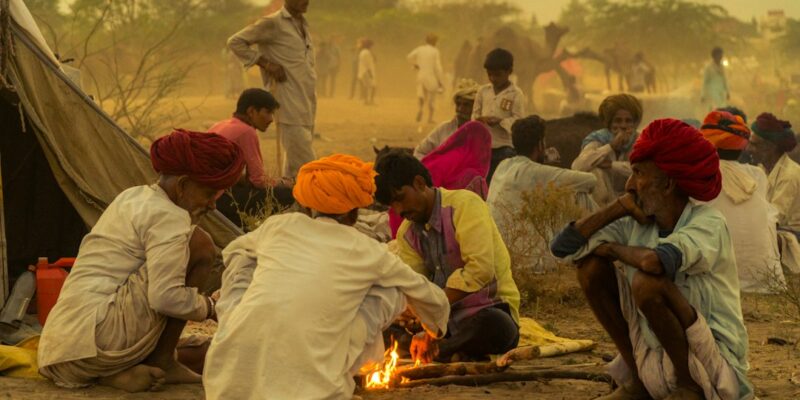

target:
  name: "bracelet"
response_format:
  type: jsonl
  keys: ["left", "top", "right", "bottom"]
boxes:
{"left": 206, "top": 296, "right": 217, "bottom": 320}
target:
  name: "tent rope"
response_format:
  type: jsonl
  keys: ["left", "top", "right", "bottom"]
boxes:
{"left": 0, "top": 0, "right": 14, "bottom": 88}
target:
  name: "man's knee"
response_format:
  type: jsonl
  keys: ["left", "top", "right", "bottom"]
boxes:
{"left": 575, "top": 255, "right": 615, "bottom": 293}
{"left": 189, "top": 227, "right": 216, "bottom": 265}
{"left": 631, "top": 271, "right": 668, "bottom": 311}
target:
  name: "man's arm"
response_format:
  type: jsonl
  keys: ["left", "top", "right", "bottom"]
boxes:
{"left": 446, "top": 194, "right": 499, "bottom": 297}
{"left": 143, "top": 213, "right": 208, "bottom": 321}
{"left": 471, "top": 89, "right": 484, "bottom": 121}
{"left": 227, "top": 18, "right": 275, "bottom": 68}
{"left": 242, "top": 131, "right": 267, "bottom": 188}
{"left": 594, "top": 242, "right": 681, "bottom": 278}
{"left": 216, "top": 232, "right": 259, "bottom": 323}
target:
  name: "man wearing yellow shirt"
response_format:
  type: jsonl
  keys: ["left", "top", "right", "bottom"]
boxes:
{"left": 374, "top": 150, "right": 520, "bottom": 362}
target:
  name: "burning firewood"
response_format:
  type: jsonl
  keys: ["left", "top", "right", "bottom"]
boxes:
{"left": 496, "top": 340, "right": 596, "bottom": 367}
{"left": 393, "top": 361, "right": 509, "bottom": 383}
{"left": 396, "top": 369, "right": 612, "bottom": 388}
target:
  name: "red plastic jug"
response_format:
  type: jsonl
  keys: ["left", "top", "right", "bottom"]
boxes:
{"left": 35, "top": 257, "right": 75, "bottom": 326}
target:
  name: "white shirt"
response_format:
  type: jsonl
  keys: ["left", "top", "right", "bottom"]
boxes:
{"left": 227, "top": 7, "right": 316, "bottom": 127}
{"left": 571, "top": 142, "right": 633, "bottom": 206}
{"left": 38, "top": 185, "right": 208, "bottom": 368}
{"left": 471, "top": 83, "right": 527, "bottom": 148}
{"left": 407, "top": 44, "right": 444, "bottom": 92}
{"left": 488, "top": 156, "right": 597, "bottom": 270}
{"left": 707, "top": 161, "right": 783, "bottom": 293}
{"left": 413, "top": 118, "right": 460, "bottom": 159}
{"left": 204, "top": 213, "right": 449, "bottom": 400}
{"left": 357, "top": 48, "right": 376, "bottom": 83}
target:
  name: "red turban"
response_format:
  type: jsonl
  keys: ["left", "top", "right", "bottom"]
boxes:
{"left": 700, "top": 111, "right": 750, "bottom": 150}
{"left": 629, "top": 118, "right": 721, "bottom": 201}
{"left": 150, "top": 129, "right": 245, "bottom": 190}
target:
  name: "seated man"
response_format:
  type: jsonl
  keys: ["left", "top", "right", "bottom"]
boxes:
{"left": 700, "top": 110, "right": 784, "bottom": 293}
{"left": 551, "top": 119, "right": 751, "bottom": 400}
{"left": 38, "top": 129, "right": 245, "bottom": 392}
{"left": 374, "top": 151, "right": 520, "bottom": 362}
{"left": 413, "top": 79, "right": 479, "bottom": 159}
{"left": 210, "top": 88, "right": 294, "bottom": 230}
{"left": 572, "top": 94, "right": 642, "bottom": 206}
{"left": 488, "top": 115, "right": 597, "bottom": 271}
{"left": 203, "top": 154, "right": 449, "bottom": 400}
{"left": 747, "top": 112, "right": 800, "bottom": 274}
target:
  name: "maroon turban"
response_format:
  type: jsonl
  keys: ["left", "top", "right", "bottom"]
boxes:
{"left": 150, "top": 129, "right": 245, "bottom": 190}
{"left": 629, "top": 118, "right": 721, "bottom": 201}
{"left": 751, "top": 113, "right": 797, "bottom": 153}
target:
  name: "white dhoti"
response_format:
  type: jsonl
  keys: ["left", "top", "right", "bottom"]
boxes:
{"left": 278, "top": 123, "right": 316, "bottom": 178}
{"left": 609, "top": 268, "right": 740, "bottom": 400}
{"left": 39, "top": 267, "right": 166, "bottom": 387}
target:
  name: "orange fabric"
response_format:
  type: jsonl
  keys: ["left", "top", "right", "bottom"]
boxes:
{"left": 700, "top": 111, "right": 750, "bottom": 151}
{"left": 292, "top": 154, "right": 377, "bottom": 214}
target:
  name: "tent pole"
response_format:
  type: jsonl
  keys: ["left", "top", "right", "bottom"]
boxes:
{"left": 0, "top": 152, "right": 8, "bottom": 308}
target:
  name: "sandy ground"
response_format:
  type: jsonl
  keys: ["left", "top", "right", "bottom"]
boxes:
{"left": 2, "top": 96, "right": 800, "bottom": 398}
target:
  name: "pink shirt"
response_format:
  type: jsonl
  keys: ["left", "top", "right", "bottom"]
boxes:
{"left": 209, "top": 117, "right": 267, "bottom": 188}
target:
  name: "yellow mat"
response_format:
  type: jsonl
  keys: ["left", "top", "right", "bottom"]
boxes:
{"left": 0, "top": 335, "right": 43, "bottom": 379}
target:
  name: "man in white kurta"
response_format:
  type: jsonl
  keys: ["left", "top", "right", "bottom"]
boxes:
{"left": 357, "top": 40, "right": 377, "bottom": 105}
{"left": 413, "top": 79, "right": 479, "bottom": 159}
{"left": 748, "top": 112, "right": 800, "bottom": 274}
{"left": 700, "top": 110, "right": 784, "bottom": 293}
{"left": 227, "top": 0, "right": 317, "bottom": 177}
{"left": 38, "top": 130, "right": 245, "bottom": 392}
{"left": 407, "top": 34, "right": 445, "bottom": 123}
{"left": 488, "top": 115, "right": 597, "bottom": 272}
{"left": 572, "top": 94, "right": 642, "bottom": 206}
{"left": 701, "top": 47, "right": 729, "bottom": 111}
{"left": 204, "top": 154, "right": 449, "bottom": 400}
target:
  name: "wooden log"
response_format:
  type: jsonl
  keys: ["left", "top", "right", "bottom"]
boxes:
{"left": 394, "top": 361, "right": 509, "bottom": 381}
{"left": 496, "top": 340, "right": 596, "bottom": 367}
{"left": 396, "top": 369, "right": 612, "bottom": 388}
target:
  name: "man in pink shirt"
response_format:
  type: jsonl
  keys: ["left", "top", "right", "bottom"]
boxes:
{"left": 211, "top": 89, "right": 294, "bottom": 230}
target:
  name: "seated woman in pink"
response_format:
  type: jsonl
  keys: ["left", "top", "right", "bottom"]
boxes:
{"left": 388, "top": 121, "right": 492, "bottom": 237}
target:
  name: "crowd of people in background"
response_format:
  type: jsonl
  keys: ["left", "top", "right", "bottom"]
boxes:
{"left": 33, "top": 1, "right": 800, "bottom": 400}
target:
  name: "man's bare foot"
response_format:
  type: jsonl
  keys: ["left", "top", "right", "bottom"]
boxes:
{"left": 159, "top": 360, "right": 202, "bottom": 384}
{"left": 98, "top": 364, "right": 166, "bottom": 393}
{"left": 594, "top": 381, "right": 653, "bottom": 400}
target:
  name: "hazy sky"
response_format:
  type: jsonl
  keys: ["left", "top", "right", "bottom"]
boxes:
{"left": 250, "top": 1, "right": 800, "bottom": 22}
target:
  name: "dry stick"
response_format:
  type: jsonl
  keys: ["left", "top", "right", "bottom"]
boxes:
{"left": 396, "top": 369, "right": 612, "bottom": 389}
{"left": 394, "top": 361, "right": 509, "bottom": 382}
{"left": 497, "top": 341, "right": 596, "bottom": 367}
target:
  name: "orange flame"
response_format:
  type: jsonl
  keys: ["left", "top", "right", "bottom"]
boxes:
{"left": 365, "top": 341, "right": 401, "bottom": 389}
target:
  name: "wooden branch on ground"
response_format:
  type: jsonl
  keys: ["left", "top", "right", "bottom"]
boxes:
{"left": 497, "top": 340, "right": 596, "bottom": 367}
{"left": 394, "top": 361, "right": 508, "bottom": 382}
{"left": 396, "top": 369, "right": 612, "bottom": 388}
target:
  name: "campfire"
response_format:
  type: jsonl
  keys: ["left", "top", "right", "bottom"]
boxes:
{"left": 364, "top": 341, "right": 414, "bottom": 389}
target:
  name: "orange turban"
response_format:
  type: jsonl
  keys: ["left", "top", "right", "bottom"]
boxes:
{"left": 292, "top": 154, "right": 377, "bottom": 214}
{"left": 700, "top": 111, "right": 750, "bottom": 150}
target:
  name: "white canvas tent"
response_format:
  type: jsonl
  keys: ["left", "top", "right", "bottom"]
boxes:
{"left": 0, "top": 0, "right": 243, "bottom": 307}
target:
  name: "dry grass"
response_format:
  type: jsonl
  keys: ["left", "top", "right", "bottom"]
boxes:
{"left": 497, "top": 183, "right": 590, "bottom": 315}
{"left": 226, "top": 185, "right": 292, "bottom": 232}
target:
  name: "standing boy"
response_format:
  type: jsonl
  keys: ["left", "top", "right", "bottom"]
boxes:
{"left": 471, "top": 48, "right": 527, "bottom": 184}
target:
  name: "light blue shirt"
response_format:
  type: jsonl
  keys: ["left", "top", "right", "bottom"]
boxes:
{"left": 559, "top": 202, "right": 752, "bottom": 398}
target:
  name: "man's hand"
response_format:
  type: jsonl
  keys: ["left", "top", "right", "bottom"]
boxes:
{"left": 410, "top": 332, "right": 438, "bottom": 364}
{"left": 394, "top": 308, "right": 421, "bottom": 332}
{"left": 610, "top": 130, "right": 632, "bottom": 154}
{"left": 617, "top": 193, "right": 651, "bottom": 225}
{"left": 258, "top": 57, "right": 287, "bottom": 82}
{"left": 476, "top": 116, "right": 501, "bottom": 126}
